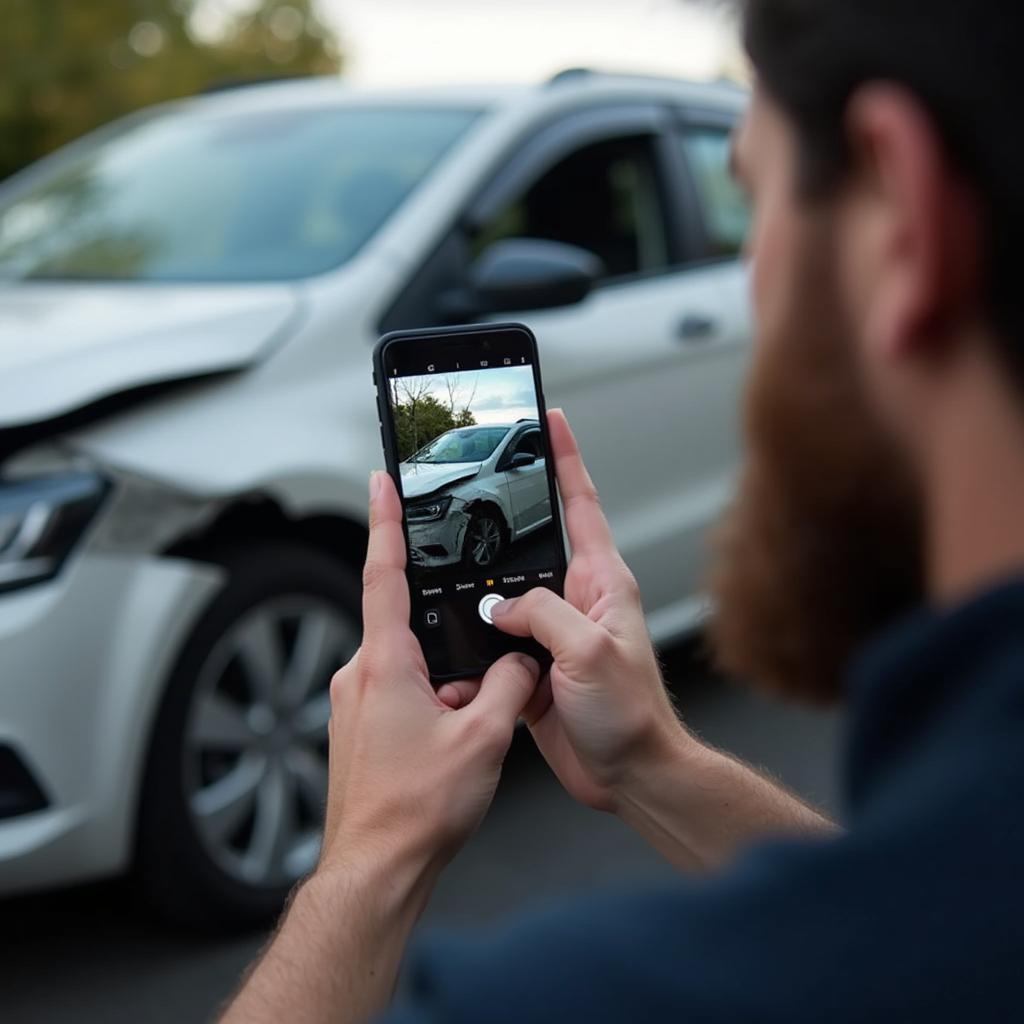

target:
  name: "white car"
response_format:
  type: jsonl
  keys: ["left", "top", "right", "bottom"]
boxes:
{"left": 0, "top": 70, "right": 750, "bottom": 924}
{"left": 402, "top": 420, "right": 551, "bottom": 570}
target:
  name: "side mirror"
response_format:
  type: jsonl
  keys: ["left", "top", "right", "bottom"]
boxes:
{"left": 444, "top": 238, "right": 604, "bottom": 318}
{"left": 507, "top": 451, "right": 538, "bottom": 469}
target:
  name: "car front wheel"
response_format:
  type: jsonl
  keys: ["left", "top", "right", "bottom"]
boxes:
{"left": 136, "top": 542, "right": 360, "bottom": 929}
{"left": 462, "top": 508, "right": 506, "bottom": 569}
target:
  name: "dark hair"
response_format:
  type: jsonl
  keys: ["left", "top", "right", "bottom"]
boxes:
{"left": 743, "top": 0, "right": 1024, "bottom": 378}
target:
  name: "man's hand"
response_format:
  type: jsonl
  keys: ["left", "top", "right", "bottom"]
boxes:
{"left": 437, "top": 409, "right": 682, "bottom": 813}
{"left": 443, "top": 410, "right": 833, "bottom": 872}
{"left": 489, "top": 409, "right": 683, "bottom": 812}
{"left": 320, "top": 469, "right": 540, "bottom": 875}
{"left": 219, "top": 470, "right": 539, "bottom": 1024}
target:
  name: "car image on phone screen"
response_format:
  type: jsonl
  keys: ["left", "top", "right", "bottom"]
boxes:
{"left": 373, "top": 323, "right": 567, "bottom": 681}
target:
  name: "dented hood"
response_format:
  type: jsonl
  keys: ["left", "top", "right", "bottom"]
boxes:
{"left": 400, "top": 460, "right": 482, "bottom": 500}
{"left": 0, "top": 281, "right": 300, "bottom": 429}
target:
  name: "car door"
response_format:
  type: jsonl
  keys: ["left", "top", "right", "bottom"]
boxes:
{"left": 465, "top": 105, "right": 751, "bottom": 631}
{"left": 499, "top": 426, "right": 549, "bottom": 537}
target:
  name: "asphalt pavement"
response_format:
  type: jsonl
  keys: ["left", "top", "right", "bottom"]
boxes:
{"left": 0, "top": 644, "right": 842, "bottom": 1024}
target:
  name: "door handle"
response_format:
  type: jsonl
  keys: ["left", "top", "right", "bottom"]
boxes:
{"left": 676, "top": 314, "right": 718, "bottom": 343}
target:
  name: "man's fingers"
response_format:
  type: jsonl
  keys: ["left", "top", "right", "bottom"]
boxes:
{"left": 521, "top": 671, "right": 554, "bottom": 728}
{"left": 437, "top": 679, "right": 480, "bottom": 709}
{"left": 548, "top": 409, "right": 617, "bottom": 558}
{"left": 441, "top": 669, "right": 551, "bottom": 715}
{"left": 466, "top": 653, "right": 541, "bottom": 730}
{"left": 362, "top": 471, "right": 411, "bottom": 648}
{"left": 490, "top": 587, "right": 608, "bottom": 666}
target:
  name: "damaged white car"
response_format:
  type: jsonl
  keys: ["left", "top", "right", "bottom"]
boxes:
{"left": 401, "top": 421, "right": 551, "bottom": 570}
{"left": 0, "top": 72, "right": 749, "bottom": 925}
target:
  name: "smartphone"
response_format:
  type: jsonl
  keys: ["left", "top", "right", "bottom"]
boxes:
{"left": 373, "top": 322, "right": 568, "bottom": 682}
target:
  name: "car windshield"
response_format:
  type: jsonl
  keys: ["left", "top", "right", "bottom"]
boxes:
{"left": 0, "top": 104, "right": 478, "bottom": 283}
{"left": 407, "top": 428, "right": 510, "bottom": 465}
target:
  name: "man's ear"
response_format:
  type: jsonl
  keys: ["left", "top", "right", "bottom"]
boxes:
{"left": 843, "top": 84, "right": 983, "bottom": 363}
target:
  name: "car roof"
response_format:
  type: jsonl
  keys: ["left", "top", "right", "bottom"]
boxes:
{"left": 452, "top": 420, "right": 538, "bottom": 431}
{"left": 171, "top": 69, "right": 747, "bottom": 120}
{"left": 187, "top": 77, "right": 524, "bottom": 116}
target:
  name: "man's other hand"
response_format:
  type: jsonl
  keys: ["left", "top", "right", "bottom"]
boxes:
{"left": 439, "top": 409, "right": 689, "bottom": 816}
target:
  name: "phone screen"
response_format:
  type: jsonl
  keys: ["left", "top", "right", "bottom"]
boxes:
{"left": 376, "top": 324, "right": 566, "bottom": 680}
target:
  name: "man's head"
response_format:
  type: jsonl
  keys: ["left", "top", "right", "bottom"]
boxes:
{"left": 709, "top": 0, "right": 1022, "bottom": 701}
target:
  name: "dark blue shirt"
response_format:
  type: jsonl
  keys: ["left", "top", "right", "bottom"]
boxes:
{"left": 383, "top": 580, "right": 1024, "bottom": 1022}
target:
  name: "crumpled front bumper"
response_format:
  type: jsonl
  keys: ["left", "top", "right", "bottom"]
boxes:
{"left": 407, "top": 504, "right": 470, "bottom": 568}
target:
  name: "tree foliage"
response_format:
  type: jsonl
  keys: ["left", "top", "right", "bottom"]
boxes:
{"left": 392, "top": 376, "right": 478, "bottom": 461}
{"left": 0, "top": 0, "right": 342, "bottom": 181}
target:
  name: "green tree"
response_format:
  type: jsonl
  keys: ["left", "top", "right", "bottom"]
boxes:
{"left": 392, "top": 375, "right": 480, "bottom": 460}
{"left": 0, "top": 0, "right": 342, "bottom": 181}
{"left": 393, "top": 379, "right": 479, "bottom": 461}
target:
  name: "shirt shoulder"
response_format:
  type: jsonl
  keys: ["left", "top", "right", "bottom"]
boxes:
{"left": 377, "top": 812, "right": 1022, "bottom": 1024}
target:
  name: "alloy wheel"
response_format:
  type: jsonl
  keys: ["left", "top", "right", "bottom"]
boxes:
{"left": 468, "top": 515, "right": 502, "bottom": 567}
{"left": 183, "top": 596, "right": 357, "bottom": 888}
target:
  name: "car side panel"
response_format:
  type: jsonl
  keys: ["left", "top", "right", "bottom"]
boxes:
{"left": 485, "top": 261, "right": 748, "bottom": 617}
{"left": 505, "top": 460, "right": 550, "bottom": 537}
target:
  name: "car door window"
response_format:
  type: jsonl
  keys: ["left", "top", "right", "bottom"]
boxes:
{"left": 473, "top": 135, "right": 670, "bottom": 280}
{"left": 677, "top": 125, "right": 750, "bottom": 259}
{"left": 511, "top": 429, "right": 543, "bottom": 459}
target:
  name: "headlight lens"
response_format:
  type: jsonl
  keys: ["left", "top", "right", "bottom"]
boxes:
{"left": 405, "top": 495, "right": 453, "bottom": 523}
{"left": 0, "top": 470, "right": 109, "bottom": 593}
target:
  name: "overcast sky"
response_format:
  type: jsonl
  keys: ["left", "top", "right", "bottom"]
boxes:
{"left": 197, "top": 1, "right": 742, "bottom": 86}
{"left": 327, "top": 0, "right": 740, "bottom": 86}
{"left": 400, "top": 366, "right": 539, "bottom": 425}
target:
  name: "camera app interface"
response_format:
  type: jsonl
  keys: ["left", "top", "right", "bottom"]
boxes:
{"left": 384, "top": 344, "right": 564, "bottom": 664}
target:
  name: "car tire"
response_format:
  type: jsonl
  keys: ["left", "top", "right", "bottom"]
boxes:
{"left": 135, "top": 542, "right": 361, "bottom": 930}
{"left": 461, "top": 506, "right": 507, "bottom": 569}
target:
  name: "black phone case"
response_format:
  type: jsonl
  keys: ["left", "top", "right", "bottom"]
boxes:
{"left": 372, "top": 322, "right": 567, "bottom": 683}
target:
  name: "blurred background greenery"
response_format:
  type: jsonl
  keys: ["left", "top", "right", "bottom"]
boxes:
{"left": 0, "top": 0, "right": 342, "bottom": 182}
{"left": 0, "top": 0, "right": 744, "bottom": 185}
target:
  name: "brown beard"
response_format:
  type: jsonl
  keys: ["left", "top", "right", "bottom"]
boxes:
{"left": 707, "top": 216, "right": 924, "bottom": 704}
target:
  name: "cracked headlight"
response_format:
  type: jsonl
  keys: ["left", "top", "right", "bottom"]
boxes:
{"left": 406, "top": 495, "right": 453, "bottom": 523}
{"left": 0, "top": 470, "right": 109, "bottom": 593}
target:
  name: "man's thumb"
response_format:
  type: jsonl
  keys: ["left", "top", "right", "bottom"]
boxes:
{"left": 468, "top": 652, "right": 541, "bottom": 731}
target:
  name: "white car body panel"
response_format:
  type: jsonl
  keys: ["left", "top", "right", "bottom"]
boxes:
{"left": 492, "top": 260, "right": 749, "bottom": 615}
{"left": 400, "top": 461, "right": 484, "bottom": 499}
{"left": 0, "top": 282, "right": 302, "bottom": 428}
{"left": 505, "top": 459, "right": 549, "bottom": 535}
